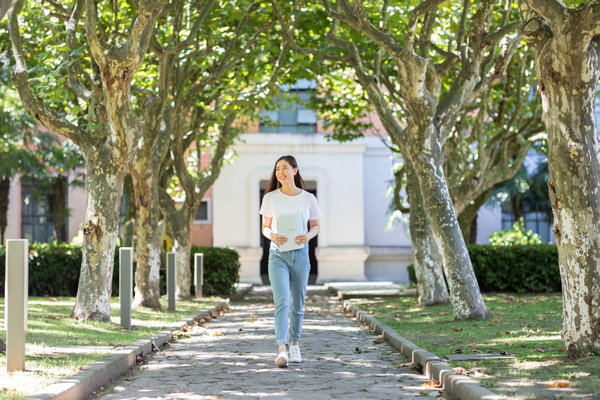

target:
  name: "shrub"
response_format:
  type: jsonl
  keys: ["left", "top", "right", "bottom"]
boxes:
{"left": 468, "top": 244, "right": 560, "bottom": 293}
{"left": 488, "top": 218, "right": 544, "bottom": 246}
{"left": 0, "top": 242, "right": 82, "bottom": 297}
{"left": 406, "top": 244, "right": 560, "bottom": 293}
{"left": 0, "top": 243, "right": 240, "bottom": 297}
{"left": 190, "top": 246, "right": 240, "bottom": 296}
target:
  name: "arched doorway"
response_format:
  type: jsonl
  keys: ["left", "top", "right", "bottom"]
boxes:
{"left": 259, "top": 180, "right": 318, "bottom": 285}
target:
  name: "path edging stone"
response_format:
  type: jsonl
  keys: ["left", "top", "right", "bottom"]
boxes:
{"left": 344, "top": 302, "right": 505, "bottom": 400}
{"left": 25, "top": 301, "right": 230, "bottom": 400}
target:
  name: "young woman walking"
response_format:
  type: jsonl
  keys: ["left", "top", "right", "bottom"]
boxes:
{"left": 259, "top": 155, "right": 321, "bottom": 368}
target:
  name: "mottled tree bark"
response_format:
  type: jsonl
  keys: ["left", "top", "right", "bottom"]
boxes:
{"left": 131, "top": 171, "right": 163, "bottom": 307}
{"left": 458, "top": 189, "right": 492, "bottom": 244}
{"left": 520, "top": 0, "right": 600, "bottom": 355}
{"left": 163, "top": 208, "right": 194, "bottom": 300}
{"left": 406, "top": 123, "right": 490, "bottom": 319}
{"left": 71, "top": 156, "right": 124, "bottom": 320}
{"left": 51, "top": 174, "right": 67, "bottom": 242}
{"left": 120, "top": 174, "right": 136, "bottom": 247}
{"left": 406, "top": 164, "right": 449, "bottom": 306}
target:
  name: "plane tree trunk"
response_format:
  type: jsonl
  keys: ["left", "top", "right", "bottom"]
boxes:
{"left": 520, "top": 0, "right": 600, "bottom": 355}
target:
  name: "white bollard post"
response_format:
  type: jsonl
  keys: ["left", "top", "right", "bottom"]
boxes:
{"left": 167, "top": 252, "right": 176, "bottom": 312}
{"left": 194, "top": 253, "right": 203, "bottom": 299}
{"left": 5, "top": 239, "right": 28, "bottom": 372}
{"left": 119, "top": 248, "right": 133, "bottom": 330}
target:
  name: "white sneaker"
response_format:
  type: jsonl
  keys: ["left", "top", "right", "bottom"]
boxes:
{"left": 289, "top": 345, "right": 302, "bottom": 363}
{"left": 275, "top": 351, "right": 288, "bottom": 368}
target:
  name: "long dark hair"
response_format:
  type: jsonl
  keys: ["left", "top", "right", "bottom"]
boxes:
{"left": 265, "top": 155, "right": 305, "bottom": 194}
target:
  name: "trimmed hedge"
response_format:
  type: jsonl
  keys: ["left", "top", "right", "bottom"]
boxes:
{"left": 191, "top": 246, "right": 240, "bottom": 296}
{"left": 468, "top": 244, "right": 560, "bottom": 293}
{"left": 0, "top": 243, "right": 240, "bottom": 297}
{"left": 407, "top": 244, "right": 560, "bottom": 293}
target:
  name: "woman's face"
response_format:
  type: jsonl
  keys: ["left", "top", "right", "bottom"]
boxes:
{"left": 275, "top": 160, "right": 297, "bottom": 185}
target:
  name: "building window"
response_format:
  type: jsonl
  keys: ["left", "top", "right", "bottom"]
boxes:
{"left": 21, "top": 179, "right": 67, "bottom": 243}
{"left": 194, "top": 199, "right": 211, "bottom": 224}
{"left": 260, "top": 79, "right": 317, "bottom": 133}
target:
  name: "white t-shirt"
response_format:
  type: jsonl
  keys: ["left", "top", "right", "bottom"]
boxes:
{"left": 259, "top": 189, "right": 321, "bottom": 235}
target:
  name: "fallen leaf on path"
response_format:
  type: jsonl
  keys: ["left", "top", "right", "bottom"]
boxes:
{"left": 546, "top": 380, "right": 570, "bottom": 388}
{"left": 400, "top": 362, "right": 415, "bottom": 369}
{"left": 212, "top": 332, "right": 223, "bottom": 336}
{"left": 403, "top": 314, "right": 412, "bottom": 319}
{"left": 317, "top": 311, "right": 327, "bottom": 316}
{"left": 437, "top": 312, "right": 449, "bottom": 316}
{"left": 423, "top": 379, "right": 441, "bottom": 388}
{"left": 246, "top": 314, "right": 254, "bottom": 323}
{"left": 452, "top": 367, "right": 469, "bottom": 375}
{"left": 557, "top": 348, "right": 566, "bottom": 352}
{"left": 471, "top": 371, "right": 490, "bottom": 378}
{"left": 268, "top": 304, "right": 274, "bottom": 308}
{"left": 366, "top": 346, "right": 378, "bottom": 350}
{"left": 372, "top": 338, "right": 384, "bottom": 344}
{"left": 50, "top": 297, "right": 57, "bottom": 302}
{"left": 212, "top": 395, "right": 224, "bottom": 399}
{"left": 174, "top": 389, "right": 181, "bottom": 393}
{"left": 453, "top": 328, "right": 463, "bottom": 332}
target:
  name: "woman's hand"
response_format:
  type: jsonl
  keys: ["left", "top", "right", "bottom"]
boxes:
{"left": 294, "top": 234, "right": 308, "bottom": 245}
{"left": 271, "top": 233, "right": 288, "bottom": 245}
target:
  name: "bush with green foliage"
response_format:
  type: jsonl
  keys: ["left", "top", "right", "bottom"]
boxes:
{"left": 191, "top": 246, "right": 240, "bottom": 296}
{"left": 0, "top": 243, "right": 240, "bottom": 297}
{"left": 488, "top": 218, "right": 544, "bottom": 246}
{"left": 0, "top": 242, "right": 81, "bottom": 296}
{"left": 406, "top": 244, "right": 560, "bottom": 293}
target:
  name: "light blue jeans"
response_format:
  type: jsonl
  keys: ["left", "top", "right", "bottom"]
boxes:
{"left": 268, "top": 244, "right": 311, "bottom": 346}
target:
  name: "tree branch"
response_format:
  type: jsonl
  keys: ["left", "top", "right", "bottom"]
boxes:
{"left": 85, "top": 0, "right": 108, "bottom": 70}
{"left": 520, "top": 0, "right": 567, "bottom": 32}
{"left": 274, "top": 1, "right": 350, "bottom": 62}
{"left": 121, "top": 0, "right": 167, "bottom": 66}
{"left": 393, "top": 165, "right": 410, "bottom": 214}
{"left": 65, "top": 0, "right": 92, "bottom": 101}
{"left": 8, "top": 0, "right": 86, "bottom": 145}
{"left": 579, "top": 0, "right": 600, "bottom": 39}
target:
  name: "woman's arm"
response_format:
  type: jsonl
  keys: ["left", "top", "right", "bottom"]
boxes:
{"left": 262, "top": 216, "right": 288, "bottom": 245}
{"left": 294, "top": 219, "right": 320, "bottom": 245}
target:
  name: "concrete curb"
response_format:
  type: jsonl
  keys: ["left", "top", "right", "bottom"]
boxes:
{"left": 344, "top": 303, "right": 505, "bottom": 400}
{"left": 25, "top": 301, "right": 230, "bottom": 400}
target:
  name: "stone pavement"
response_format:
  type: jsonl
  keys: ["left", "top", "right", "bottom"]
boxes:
{"left": 90, "top": 286, "right": 445, "bottom": 400}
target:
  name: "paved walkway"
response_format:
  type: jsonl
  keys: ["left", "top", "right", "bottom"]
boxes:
{"left": 90, "top": 286, "right": 441, "bottom": 400}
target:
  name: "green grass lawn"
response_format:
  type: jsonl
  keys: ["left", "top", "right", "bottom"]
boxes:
{"left": 0, "top": 295, "right": 224, "bottom": 399}
{"left": 355, "top": 293, "right": 600, "bottom": 400}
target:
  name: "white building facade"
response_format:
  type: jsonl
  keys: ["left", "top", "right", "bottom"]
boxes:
{"left": 212, "top": 133, "right": 414, "bottom": 284}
